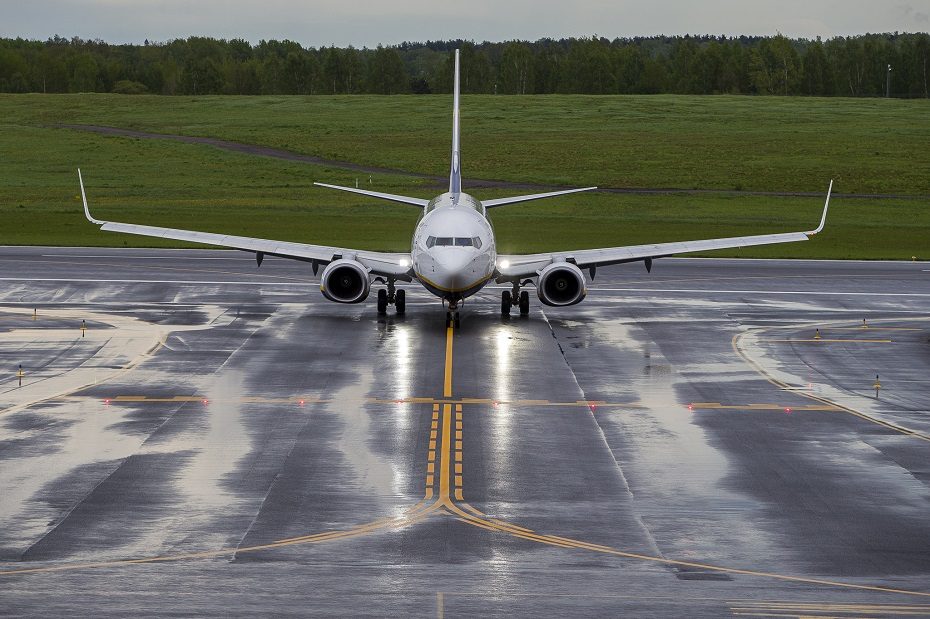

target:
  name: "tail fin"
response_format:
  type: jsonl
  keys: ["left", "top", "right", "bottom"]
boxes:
{"left": 449, "top": 49, "right": 461, "bottom": 196}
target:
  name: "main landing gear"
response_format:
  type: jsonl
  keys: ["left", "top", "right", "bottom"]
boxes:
{"left": 376, "top": 278, "right": 405, "bottom": 315}
{"left": 501, "top": 282, "right": 530, "bottom": 317}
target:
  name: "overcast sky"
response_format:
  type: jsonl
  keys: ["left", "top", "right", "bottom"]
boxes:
{"left": 3, "top": 0, "right": 929, "bottom": 47}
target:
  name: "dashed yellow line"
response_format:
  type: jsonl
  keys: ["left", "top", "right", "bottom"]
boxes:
{"left": 425, "top": 403, "right": 440, "bottom": 499}
{"left": 454, "top": 404, "right": 464, "bottom": 501}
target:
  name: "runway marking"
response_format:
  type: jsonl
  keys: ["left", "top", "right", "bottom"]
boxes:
{"left": 4, "top": 316, "right": 930, "bottom": 601}
{"left": 733, "top": 318, "right": 930, "bottom": 443}
{"left": 763, "top": 338, "right": 894, "bottom": 343}
{"left": 42, "top": 254, "right": 256, "bottom": 261}
{"left": 84, "top": 395, "right": 840, "bottom": 412}
{"left": 727, "top": 600, "right": 930, "bottom": 617}
{"left": 689, "top": 403, "right": 840, "bottom": 411}
{"left": 585, "top": 287, "right": 930, "bottom": 298}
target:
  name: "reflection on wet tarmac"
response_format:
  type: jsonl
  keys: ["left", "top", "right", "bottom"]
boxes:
{"left": 0, "top": 248, "right": 929, "bottom": 616}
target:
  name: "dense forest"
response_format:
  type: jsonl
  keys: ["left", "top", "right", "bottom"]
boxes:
{"left": 0, "top": 33, "right": 928, "bottom": 97}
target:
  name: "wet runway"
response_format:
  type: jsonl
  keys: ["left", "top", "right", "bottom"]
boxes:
{"left": 1, "top": 246, "right": 929, "bottom": 617}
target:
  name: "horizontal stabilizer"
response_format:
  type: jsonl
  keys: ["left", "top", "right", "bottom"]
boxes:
{"left": 314, "top": 182, "right": 429, "bottom": 207}
{"left": 482, "top": 186, "right": 598, "bottom": 209}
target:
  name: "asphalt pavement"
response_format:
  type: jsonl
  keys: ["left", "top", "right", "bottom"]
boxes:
{"left": 1, "top": 246, "right": 929, "bottom": 617}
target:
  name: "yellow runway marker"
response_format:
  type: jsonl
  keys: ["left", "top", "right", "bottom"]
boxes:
{"left": 764, "top": 338, "right": 893, "bottom": 343}
{"left": 7, "top": 316, "right": 930, "bottom": 601}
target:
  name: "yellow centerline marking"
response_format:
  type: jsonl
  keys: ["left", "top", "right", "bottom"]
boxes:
{"left": 5, "top": 316, "right": 930, "bottom": 602}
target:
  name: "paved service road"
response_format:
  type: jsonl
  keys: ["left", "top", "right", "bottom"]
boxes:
{"left": 1, "top": 246, "right": 929, "bottom": 617}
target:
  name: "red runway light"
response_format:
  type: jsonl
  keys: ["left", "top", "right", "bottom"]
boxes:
{"left": 299, "top": 399, "right": 305, "bottom": 406}
{"left": 785, "top": 407, "right": 792, "bottom": 413}
{"left": 202, "top": 399, "right": 209, "bottom": 405}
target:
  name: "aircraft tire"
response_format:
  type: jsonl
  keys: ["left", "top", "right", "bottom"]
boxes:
{"left": 395, "top": 289, "right": 406, "bottom": 314}
{"left": 377, "top": 289, "right": 388, "bottom": 314}
{"left": 519, "top": 290, "right": 530, "bottom": 315}
{"left": 501, "top": 290, "right": 512, "bottom": 316}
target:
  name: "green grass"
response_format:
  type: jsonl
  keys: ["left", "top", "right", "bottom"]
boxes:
{"left": 0, "top": 93, "right": 928, "bottom": 259}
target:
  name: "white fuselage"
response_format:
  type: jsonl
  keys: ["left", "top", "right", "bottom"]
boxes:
{"left": 411, "top": 192, "right": 497, "bottom": 302}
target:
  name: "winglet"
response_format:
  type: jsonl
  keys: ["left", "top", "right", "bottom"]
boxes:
{"left": 78, "top": 168, "right": 104, "bottom": 225}
{"left": 808, "top": 179, "right": 832, "bottom": 235}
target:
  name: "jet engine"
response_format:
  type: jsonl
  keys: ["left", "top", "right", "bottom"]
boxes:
{"left": 536, "top": 262, "right": 586, "bottom": 306}
{"left": 320, "top": 259, "right": 371, "bottom": 303}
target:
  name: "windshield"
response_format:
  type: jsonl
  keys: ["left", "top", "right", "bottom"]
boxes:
{"left": 426, "top": 236, "right": 482, "bottom": 249}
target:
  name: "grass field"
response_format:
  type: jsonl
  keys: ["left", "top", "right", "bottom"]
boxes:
{"left": 1, "top": 93, "right": 928, "bottom": 258}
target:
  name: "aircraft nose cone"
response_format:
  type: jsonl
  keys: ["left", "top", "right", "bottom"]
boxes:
{"left": 434, "top": 251, "right": 473, "bottom": 273}
{"left": 432, "top": 250, "right": 477, "bottom": 291}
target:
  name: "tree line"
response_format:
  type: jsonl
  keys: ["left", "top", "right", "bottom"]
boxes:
{"left": 1, "top": 33, "right": 928, "bottom": 97}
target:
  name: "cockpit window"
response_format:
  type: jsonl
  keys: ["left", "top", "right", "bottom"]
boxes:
{"left": 426, "top": 236, "right": 481, "bottom": 248}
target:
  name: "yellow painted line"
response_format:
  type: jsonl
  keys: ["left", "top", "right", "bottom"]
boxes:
{"left": 454, "top": 489, "right": 464, "bottom": 501}
{"left": 764, "top": 338, "right": 893, "bottom": 343}
{"left": 690, "top": 403, "right": 840, "bottom": 411}
{"left": 731, "top": 604, "right": 930, "bottom": 614}
{"left": 444, "top": 326, "right": 454, "bottom": 398}
{"left": 428, "top": 440, "right": 436, "bottom": 450}
{"left": 439, "top": 403, "right": 452, "bottom": 502}
{"left": 452, "top": 508, "right": 930, "bottom": 598}
{"left": 455, "top": 430, "right": 462, "bottom": 440}
{"left": 454, "top": 475, "right": 463, "bottom": 487}
{"left": 458, "top": 502, "right": 484, "bottom": 518}
{"left": 427, "top": 463, "right": 434, "bottom": 473}
{"left": 89, "top": 395, "right": 648, "bottom": 409}
{"left": 0, "top": 507, "right": 437, "bottom": 577}
{"left": 454, "top": 440, "right": 462, "bottom": 451}
{"left": 733, "top": 329, "right": 930, "bottom": 443}
{"left": 454, "top": 451, "right": 462, "bottom": 462}
{"left": 454, "top": 463, "right": 462, "bottom": 474}
{"left": 429, "top": 430, "right": 437, "bottom": 440}
{"left": 825, "top": 327, "right": 922, "bottom": 331}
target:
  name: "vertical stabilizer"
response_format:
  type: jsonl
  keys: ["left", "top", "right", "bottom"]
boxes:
{"left": 449, "top": 49, "right": 462, "bottom": 196}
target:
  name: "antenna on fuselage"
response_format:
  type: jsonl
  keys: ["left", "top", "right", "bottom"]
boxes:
{"left": 449, "top": 49, "right": 462, "bottom": 197}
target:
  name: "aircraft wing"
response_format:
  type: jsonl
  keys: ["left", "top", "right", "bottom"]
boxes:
{"left": 79, "top": 170, "right": 412, "bottom": 278}
{"left": 496, "top": 181, "right": 832, "bottom": 281}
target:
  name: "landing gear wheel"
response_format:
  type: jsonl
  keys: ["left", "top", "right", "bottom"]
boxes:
{"left": 501, "top": 290, "right": 512, "bottom": 316}
{"left": 377, "top": 289, "right": 388, "bottom": 314}
{"left": 446, "top": 311, "right": 453, "bottom": 328}
{"left": 453, "top": 313, "right": 461, "bottom": 329}
{"left": 395, "top": 289, "right": 406, "bottom": 314}
{"left": 519, "top": 290, "right": 530, "bottom": 315}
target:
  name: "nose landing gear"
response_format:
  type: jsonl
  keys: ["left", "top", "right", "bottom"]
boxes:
{"left": 501, "top": 282, "right": 530, "bottom": 317}
{"left": 376, "top": 278, "right": 405, "bottom": 315}
{"left": 444, "top": 299, "right": 462, "bottom": 329}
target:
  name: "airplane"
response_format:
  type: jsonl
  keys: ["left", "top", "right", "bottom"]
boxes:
{"left": 79, "top": 49, "right": 832, "bottom": 329}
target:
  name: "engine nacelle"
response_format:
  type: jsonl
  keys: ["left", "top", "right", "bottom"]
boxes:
{"left": 537, "top": 262, "right": 587, "bottom": 307}
{"left": 320, "top": 259, "right": 371, "bottom": 303}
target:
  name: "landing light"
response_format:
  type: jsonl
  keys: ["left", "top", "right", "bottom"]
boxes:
{"left": 399, "top": 258, "right": 410, "bottom": 268}
{"left": 499, "top": 260, "right": 510, "bottom": 269}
